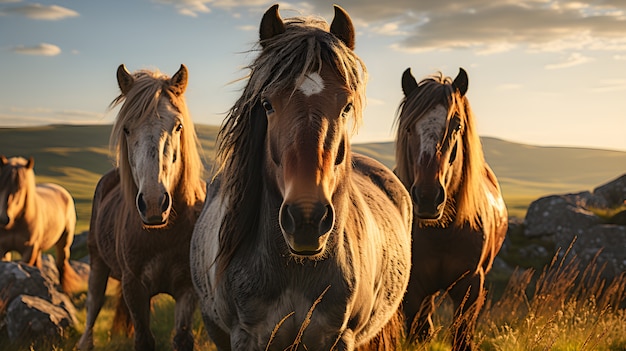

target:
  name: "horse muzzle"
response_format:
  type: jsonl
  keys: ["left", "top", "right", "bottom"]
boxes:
{"left": 279, "top": 201, "right": 334, "bottom": 256}
{"left": 136, "top": 191, "right": 172, "bottom": 227}
{"left": 411, "top": 184, "right": 445, "bottom": 220}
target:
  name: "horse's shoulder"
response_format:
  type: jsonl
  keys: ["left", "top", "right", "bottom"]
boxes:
{"left": 94, "top": 168, "right": 121, "bottom": 200}
{"left": 351, "top": 153, "right": 410, "bottom": 206}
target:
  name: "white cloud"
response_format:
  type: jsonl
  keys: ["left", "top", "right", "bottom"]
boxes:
{"left": 545, "top": 52, "right": 593, "bottom": 69}
{"left": 497, "top": 83, "right": 523, "bottom": 90}
{"left": 591, "top": 79, "right": 626, "bottom": 92}
{"left": 12, "top": 43, "right": 61, "bottom": 56}
{"left": 0, "top": 107, "right": 107, "bottom": 126}
{"left": 1, "top": 3, "right": 79, "bottom": 20}
{"left": 279, "top": 0, "right": 626, "bottom": 55}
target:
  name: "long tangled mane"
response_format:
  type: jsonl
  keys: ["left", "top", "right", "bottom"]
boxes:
{"left": 213, "top": 15, "right": 367, "bottom": 275}
{"left": 394, "top": 72, "right": 491, "bottom": 230}
{"left": 108, "top": 69, "right": 205, "bottom": 217}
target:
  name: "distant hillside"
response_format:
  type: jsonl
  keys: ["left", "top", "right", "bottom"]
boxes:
{"left": 1, "top": 124, "right": 625, "bottom": 231}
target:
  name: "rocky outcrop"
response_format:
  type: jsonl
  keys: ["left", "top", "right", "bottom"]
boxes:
{"left": 0, "top": 255, "right": 88, "bottom": 348}
{"left": 521, "top": 174, "right": 626, "bottom": 278}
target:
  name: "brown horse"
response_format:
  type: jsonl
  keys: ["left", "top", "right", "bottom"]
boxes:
{"left": 77, "top": 64, "right": 206, "bottom": 351}
{"left": 190, "top": 4, "right": 412, "bottom": 351}
{"left": 395, "top": 68, "right": 508, "bottom": 351}
{"left": 0, "top": 155, "right": 81, "bottom": 292}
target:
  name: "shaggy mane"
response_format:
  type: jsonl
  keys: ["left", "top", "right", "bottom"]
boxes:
{"left": 213, "top": 14, "right": 367, "bottom": 276}
{"left": 394, "top": 72, "right": 493, "bottom": 230}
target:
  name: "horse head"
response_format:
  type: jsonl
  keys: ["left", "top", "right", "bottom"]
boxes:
{"left": 398, "top": 68, "right": 469, "bottom": 221}
{"left": 259, "top": 4, "right": 359, "bottom": 257}
{"left": 113, "top": 64, "right": 190, "bottom": 228}
{"left": 0, "top": 156, "right": 34, "bottom": 228}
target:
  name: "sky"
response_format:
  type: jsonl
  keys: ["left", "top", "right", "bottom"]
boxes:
{"left": 0, "top": 0, "right": 625, "bottom": 152}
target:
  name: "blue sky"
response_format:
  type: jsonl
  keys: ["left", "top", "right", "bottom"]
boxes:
{"left": 1, "top": 0, "right": 625, "bottom": 151}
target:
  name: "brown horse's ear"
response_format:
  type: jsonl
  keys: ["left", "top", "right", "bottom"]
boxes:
{"left": 169, "top": 64, "right": 188, "bottom": 96}
{"left": 259, "top": 4, "right": 285, "bottom": 47}
{"left": 0, "top": 155, "right": 7, "bottom": 167}
{"left": 452, "top": 67, "right": 468, "bottom": 97}
{"left": 330, "top": 5, "right": 355, "bottom": 50}
{"left": 402, "top": 68, "right": 418, "bottom": 97}
{"left": 26, "top": 157, "right": 34, "bottom": 170}
{"left": 117, "top": 64, "right": 134, "bottom": 95}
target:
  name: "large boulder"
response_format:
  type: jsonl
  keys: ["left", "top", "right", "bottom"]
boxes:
{"left": 5, "top": 295, "right": 76, "bottom": 347}
{"left": 521, "top": 173, "right": 626, "bottom": 279}
{"left": 0, "top": 255, "right": 87, "bottom": 347}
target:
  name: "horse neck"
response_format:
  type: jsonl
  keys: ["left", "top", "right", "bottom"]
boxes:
{"left": 18, "top": 178, "right": 39, "bottom": 222}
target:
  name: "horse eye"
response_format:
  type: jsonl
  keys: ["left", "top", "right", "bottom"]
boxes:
{"left": 262, "top": 100, "right": 274, "bottom": 113}
{"left": 175, "top": 123, "right": 183, "bottom": 132}
{"left": 342, "top": 103, "right": 353, "bottom": 116}
{"left": 123, "top": 127, "right": 130, "bottom": 135}
{"left": 452, "top": 117, "right": 462, "bottom": 132}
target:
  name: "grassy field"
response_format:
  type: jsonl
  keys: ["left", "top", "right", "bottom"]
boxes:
{"left": 1, "top": 124, "right": 625, "bottom": 350}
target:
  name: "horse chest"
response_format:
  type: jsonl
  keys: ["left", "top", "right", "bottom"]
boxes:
{"left": 412, "top": 226, "right": 485, "bottom": 278}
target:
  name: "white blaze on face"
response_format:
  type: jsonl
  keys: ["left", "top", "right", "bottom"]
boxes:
{"left": 416, "top": 104, "right": 447, "bottom": 160}
{"left": 298, "top": 72, "right": 325, "bottom": 96}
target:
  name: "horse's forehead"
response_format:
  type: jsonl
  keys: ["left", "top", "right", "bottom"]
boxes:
{"left": 297, "top": 72, "right": 325, "bottom": 97}
{"left": 416, "top": 104, "right": 447, "bottom": 156}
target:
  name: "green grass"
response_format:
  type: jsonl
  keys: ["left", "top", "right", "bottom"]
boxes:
{"left": 1, "top": 125, "right": 625, "bottom": 350}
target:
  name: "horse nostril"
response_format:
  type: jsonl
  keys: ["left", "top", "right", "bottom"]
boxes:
{"left": 435, "top": 186, "right": 445, "bottom": 209}
{"left": 280, "top": 204, "right": 297, "bottom": 235}
{"left": 136, "top": 193, "right": 147, "bottom": 215}
{"left": 160, "top": 192, "right": 171, "bottom": 214}
{"left": 410, "top": 185, "right": 420, "bottom": 206}
{"left": 318, "top": 204, "right": 334, "bottom": 235}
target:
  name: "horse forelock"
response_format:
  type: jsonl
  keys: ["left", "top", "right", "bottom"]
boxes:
{"left": 395, "top": 73, "right": 490, "bottom": 230}
{"left": 108, "top": 68, "right": 205, "bottom": 212}
{"left": 213, "top": 14, "right": 367, "bottom": 277}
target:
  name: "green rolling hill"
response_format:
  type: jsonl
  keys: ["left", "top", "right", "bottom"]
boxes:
{"left": 1, "top": 124, "right": 624, "bottom": 232}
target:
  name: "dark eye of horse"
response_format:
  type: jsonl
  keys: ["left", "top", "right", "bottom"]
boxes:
{"left": 262, "top": 100, "right": 274, "bottom": 113}
{"left": 123, "top": 127, "right": 130, "bottom": 135}
{"left": 449, "top": 142, "right": 458, "bottom": 164}
{"left": 451, "top": 116, "right": 462, "bottom": 132}
{"left": 335, "top": 138, "right": 345, "bottom": 165}
{"left": 342, "top": 103, "right": 353, "bottom": 117}
{"left": 175, "top": 123, "right": 183, "bottom": 132}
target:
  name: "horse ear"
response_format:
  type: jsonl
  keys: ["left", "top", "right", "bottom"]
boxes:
{"left": 26, "top": 157, "right": 34, "bottom": 170}
{"left": 117, "top": 64, "right": 134, "bottom": 95}
{"left": 169, "top": 64, "right": 188, "bottom": 96}
{"left": 330, "top": 5, "right": 355, "bottom": 50}
{"left": 402, "top": 68, "right": 419, "bottom": 97}
{"left": 259, "top": 4, "right": 285, "bottom": 47}
{"left": 452, "top": 67, "right": 468, "bottom": 97}
{"left": 0, "top": 155, "right": 7, "bottom": 167}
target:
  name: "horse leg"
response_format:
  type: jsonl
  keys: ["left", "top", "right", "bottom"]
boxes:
{"left": 1, "top": 247, "right": 11, "bottom": 261}
{"left": 200, "top": 311, "right": 231, "bottom": 351}
{"left": 404, "top": 291, "right": 436, "bottom": 344}
{"left": 77, "top": 252, "right": 111, "bottom": 351}
{"left": 21, "top": 244, "right": 41, "bottom": 268}
{"left": 172, "top": 289, "right": 197, "bottom": 351}
{"left": 448, "top": 270, "right": 485, "bottom": 351}
{"left": 55, "top": 230, "right": 81, "bottom": 293}
{"left": 122, "top": 276, "right": 155, "bottom": 351}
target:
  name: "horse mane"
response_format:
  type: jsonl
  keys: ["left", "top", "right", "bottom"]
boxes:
{"left": 394, "top": 72, "right": 491, "bottom": 230}
{"left": 108, "top": 68, "right": 205, "bottom": 211}
{"left": 213, "top": 14, "right": 367, "bottom": 276}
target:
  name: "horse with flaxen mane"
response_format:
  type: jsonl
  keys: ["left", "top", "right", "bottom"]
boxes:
{"left": 395, "top": 68, "right": 508, "bottom": 351}
{"left": 0, "top": 155, "right": 81, "bottom": 293}
{"left": 190, "top": 4, "right": 412, "bottom": 351}
{"left": 77, "top": 64, "right": 206, "bottom": 351}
